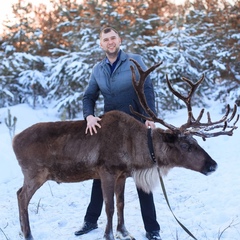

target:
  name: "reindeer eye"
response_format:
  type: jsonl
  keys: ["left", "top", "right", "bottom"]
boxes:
{"left": 180, "top": 143, "right": 191, "bottom": 152}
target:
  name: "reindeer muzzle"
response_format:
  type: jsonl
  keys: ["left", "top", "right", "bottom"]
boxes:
{"left": 201, "top": 159, "right": 218, "bottom": 176}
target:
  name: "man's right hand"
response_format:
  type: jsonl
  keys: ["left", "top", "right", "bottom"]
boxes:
{"left": 85, "top": 115, "right": 101, "bottom": 135}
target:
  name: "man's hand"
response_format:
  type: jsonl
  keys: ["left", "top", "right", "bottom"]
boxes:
{"left": 85, "top": 115, "right": 101, "bottom": 135}
{"left": 145, "top": 120, "right": 156, "bottom": 129}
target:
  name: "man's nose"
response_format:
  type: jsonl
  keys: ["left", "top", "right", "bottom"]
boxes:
{"left": 108, "top": 39, "right": 114, "bottom": 44}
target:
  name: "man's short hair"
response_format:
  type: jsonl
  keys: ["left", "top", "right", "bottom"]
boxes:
{"left": 100, "top": 27, "right": 119, "bottom": 38}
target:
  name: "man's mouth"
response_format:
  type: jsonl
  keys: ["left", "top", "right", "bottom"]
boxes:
{"left": 108, "top": 46, "right": 115, "bottom": 50}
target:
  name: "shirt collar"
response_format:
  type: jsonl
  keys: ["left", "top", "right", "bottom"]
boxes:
{"left": 105, "top": 49, "right": 122, "bottom": 65}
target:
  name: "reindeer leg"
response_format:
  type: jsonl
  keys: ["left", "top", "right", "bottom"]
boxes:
{"left": 115, "top": 176, "right": 135, "bottom": 240}
{"left": 100, "top": 173, "right": 115, "bottom": 240}
{"left": 17, "top": 175, "right": 46, "bottom": 240}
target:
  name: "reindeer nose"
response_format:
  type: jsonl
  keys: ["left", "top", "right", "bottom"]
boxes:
{"left": 209, "top": 164, "right": 217, "bottom": 172}
{"left": 202, "top": 160, "right": 218, "bottom": 175}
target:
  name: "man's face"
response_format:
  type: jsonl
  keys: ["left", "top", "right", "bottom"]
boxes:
{"left": 100, "top": 30, "right": 121, "bottom": 57}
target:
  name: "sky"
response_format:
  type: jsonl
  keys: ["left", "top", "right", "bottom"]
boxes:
{"left": 0, "top": 0, "right": 236, "bottom": 29}
{"left": 0, "top": 0, "right": 51, "bottom": 33}
{"left": 0, "top": 1, "right": 14, "bottom": 32}
{"left": 0, "top": 102, "right": 240, "bottom": 240}
{"left": 0, "top": 0, "right": 187, "bottom": 33}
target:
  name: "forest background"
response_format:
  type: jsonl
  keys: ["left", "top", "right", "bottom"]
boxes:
{"left": 0, "top": 0, "right": 239, "bottom": 120}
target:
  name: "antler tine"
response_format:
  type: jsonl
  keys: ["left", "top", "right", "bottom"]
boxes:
{"left": 206, "top": 104, "right": 230, "bottom": 125}
{"left": 180, "top": 104, "right": 231, "bottom": 132}
{"left": 194, "top": 104, "right": 233, "bottom": 127}
{"left": 129, "top": 59, "right": 177, "bottom": 131}
{"left": 190, "top": 120, "right": 238, "bottom": 139}
{"left": 233, "top": 112, "right": 240, "bottom": 126}
{"left": 166, "top": 74, "right": 205, "bottom": 123}
{"left": 227, "top": 103, "right": 237, "bottom": 122}
{"left": 130, "top": 58, "right": 162, "bottom": 85}
{"left": 187, "top": 104, "right": 239, "bottom": 139}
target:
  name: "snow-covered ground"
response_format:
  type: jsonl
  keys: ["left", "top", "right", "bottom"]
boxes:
{"left": 0, "top": 103, "right": 239, "bottom": 240}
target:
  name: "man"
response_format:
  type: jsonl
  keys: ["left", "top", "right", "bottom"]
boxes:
{"left": 75, "top": 27, "right": 161, "bottom": 240}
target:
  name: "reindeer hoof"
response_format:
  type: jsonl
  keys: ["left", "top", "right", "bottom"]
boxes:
{"left": 104, "top": 232, "right": 115, "bottom": 240}
{"left": 25, "top": 234, "right": 34, "bottom": 240}
{"left": 116, "top": 231, "right": 135, "bottom": 240}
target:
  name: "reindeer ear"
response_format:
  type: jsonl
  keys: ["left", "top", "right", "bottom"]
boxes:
{"left": 162, "top": 132, "right": 177, "bottom": 143}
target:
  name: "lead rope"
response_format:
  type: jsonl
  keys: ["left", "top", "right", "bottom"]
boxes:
{"left": 147, "top": 128, "right": 198, "bottom": 240}
{"left": 157, "top": 169, "right": 198, "bottom": 240}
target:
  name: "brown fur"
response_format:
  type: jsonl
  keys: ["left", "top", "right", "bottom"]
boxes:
{"left": 13, "top": 110, "right": 217, "bottom": 240}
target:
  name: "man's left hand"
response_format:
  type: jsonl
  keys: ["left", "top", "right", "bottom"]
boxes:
{"left": 145, "top": 120, "right": 156, "bottom": 129}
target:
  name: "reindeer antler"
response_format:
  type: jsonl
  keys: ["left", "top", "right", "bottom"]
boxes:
{"left": 130, "top": 58, "right": 239, "bottom": 139}
{"left": 183, "top": 104, "right": 239, "bottom": 139}
{"left": 165, "top": 74, "right": 204, "bottom": 123}
{"left": 166, "top": 74, "right": 239, "bottom": 139}
{"left": 130, "top": 59, "right": 177, "bottom": 131}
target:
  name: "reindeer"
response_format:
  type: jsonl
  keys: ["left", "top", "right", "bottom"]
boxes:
{"left": 12, "top": 59, "right": 239, "bottom": 240}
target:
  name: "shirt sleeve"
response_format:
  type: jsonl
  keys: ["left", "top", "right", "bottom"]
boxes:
{"left": 82, "top": 66, "right": 100, "bottom": 119}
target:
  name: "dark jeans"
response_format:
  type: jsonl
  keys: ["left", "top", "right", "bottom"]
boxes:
{"left": 84, "top": 179, "right": 160, "bottom": 232}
